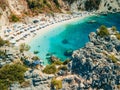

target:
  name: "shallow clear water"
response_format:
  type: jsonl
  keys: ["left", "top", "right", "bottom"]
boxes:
{"left": 29, "top": 13, "right": 120, "bottom": 65}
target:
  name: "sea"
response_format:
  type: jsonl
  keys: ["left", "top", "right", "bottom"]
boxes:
{"left": 29, "top": 13, "right": 120, "bottom": 65}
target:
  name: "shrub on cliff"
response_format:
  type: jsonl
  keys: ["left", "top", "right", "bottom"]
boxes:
{"left": 43, "top": 64, "right": 57, "bottom": 74}
{"left": 9, "top": 14, "right": 20, "bottom": 22}
{"left": 53, "top": 0, "right": 60, "bottom": 7}
{"left": 0, "top": 37, "right": 9, "bottom": 47}
{"left": 51, "top": 78, "right": 62, "bottom": 90}
{"left": 115, "top": 33, "right": 120, "bottom": 40}
{"left": 53, "top": 60, "right": 63, "bottom": 65}
{"left": 19, "top": 43, "right": 30, "bottom": 53}
{"left": 0, "top": 64, "right": 27, "bottom": 89}
{"left": 108, "top": 54, "right": 118, "bottom": 63}
{"left": 111, "top": 26, "right": 117, "bottom": 32}
{"left": 0, "top": 0, "right": 8, "bottom": 10}
{"left": 33, "top": 50, "right": 39, "bottom": 54}
{"left": 58, "top": 65, "right": 67, "bottom": 71}
{"left": 63, "top": 59, "right": 71, "bottom": 65}
{"left": 97, "top": 25, "right": 109, "bottom": 37}
{"left": 32, "top": 56, "right": 40, "bottom": 60}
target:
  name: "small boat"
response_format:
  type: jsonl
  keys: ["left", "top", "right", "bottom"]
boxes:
{"left": 87, "top": 20, "right": 96, "bottom": 23}
{"left": 100, "top": 12, "right": 107, "bottom": 16}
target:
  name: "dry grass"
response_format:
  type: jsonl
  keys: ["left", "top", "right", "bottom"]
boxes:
{"left": 0, "top": 0, "right": 8, "bottom": 10}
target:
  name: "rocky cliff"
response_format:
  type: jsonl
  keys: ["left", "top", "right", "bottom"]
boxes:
{"left": 68, "top": 26, "right": 120, "bottom": 89}
{"left": 0, "top": 0, "right": 120, "bottom": 26}
{"left": 10, "top": 26, "right": 120, "bottom": 90}
{"left": 67, "top": 0, "right": 120, "bottom": 12}
{"left": 0, "top": 0, "right": 28, "bottom": 28}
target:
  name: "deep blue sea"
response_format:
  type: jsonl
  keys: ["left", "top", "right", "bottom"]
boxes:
{"left": 29, "top": 13, "right": 120, "bottom": 65}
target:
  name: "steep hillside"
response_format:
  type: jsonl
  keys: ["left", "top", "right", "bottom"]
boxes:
{"left": 0, "top": 0, "right": 120, "bottom": 27}
{"left": 68, "top": 0, "right": 120, "bottom": 12}
{"left": 68, "top": 26, "right": 120, "bottom": 90}
{"left": 0, "top": 0, "right": 28, "bottom": 28}
{"left": 26, "top": 0, "right": 61, "bottom": 13}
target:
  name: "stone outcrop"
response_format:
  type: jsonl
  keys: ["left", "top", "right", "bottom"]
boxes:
{"left": 68, "top": 28, "right": 120, "bottom": 90}
{"left": 68, "top": 0, "right": 120, "bottom": 12}
{"left": 0, "top": 0, "right": 120, "bottom": 26}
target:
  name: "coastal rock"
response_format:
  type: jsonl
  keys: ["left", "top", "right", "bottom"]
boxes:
{"left": 69, "top": 27, "right": 120, "bottom": 90}
{"left": 115, "top": 44, "right": 120, "bottom": 52}
{"left": 85, "top": 42, "right": 94, "bottom": 48}
{"left": 89, "top": 32, "right": 97, "bottom": 42}
{"left": 64, "top": 49, "right": 73, "bottom": 56}
{"left": 62, "top": 39, "right": 69, "bottom": 44}
{"left": 49, "top": 55, "right": 60, "bottom": 63}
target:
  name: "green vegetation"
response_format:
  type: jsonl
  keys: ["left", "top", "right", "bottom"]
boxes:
{"left": 0, "top": 50, "right": 5, "bottom": 56}
{"left": 26, "top": 0, "right": 60, "bottom": 13}
{"left": 0, "top": 0, "right": 8, "bottom": 10}
{"left": 0, "top": 64, "right": 27, "bottom": 89}
{"left": 43, "top": 64, "right": 57, "bottom": 74}
{"left": 63, "top": 59, "right": 71, "bottom": 65}
{"left": 51, "top": 78, "right": 62, "bottom": 90}
{"left": 26, "top": 0, "right": 51, "bottom": 13}
{"left": 9, "top": 14, "right": 20, "bottom": 22}
{"left": 53, "top": 60, "right": 63, "bottom": 65}
{"left": 108, "top": 54, "right": 118, "bottom": 63}
{"left": 21, "top": 81, "right": 30, "bottom": 88}
{"left": 32, "top": 56, "right": 40, "bottom": 60}
{"left": 26, "top": 0, "right": 44, "bottom": 9}
{"left": 44, "top": 55, "right": 70, "bottom": 74}
{"left": 34, "top": 50, "right": 39, "bottom": 54}
{"left": 19, "top": 43, "right": 30, "bottom": 53}
{"left": 53, "top": 0, "right": 60, "bottom": 7}
{"left": 0, "top": 37, "right": 9, "bottom": 47}
{"left": 111, "top": 26, "right": 117, "bottom": 32}
{"left": 58, "top": 65, "right": 67, "bottom": 71}
{"left": 115, "top": 33, "right": 120, "bottom": 40}
{"left": 97, "top": 25, "right": 109, "bottom": 37}
{"left": 85, "top": 0, "right": 101, "bottom": 11}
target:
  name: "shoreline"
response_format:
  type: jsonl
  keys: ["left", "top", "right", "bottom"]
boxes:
{"left": 16, "top": 13, "right": 94, "bottom": 46}
{"left": 1, "top": 12, "right": 95, "bottom": 46}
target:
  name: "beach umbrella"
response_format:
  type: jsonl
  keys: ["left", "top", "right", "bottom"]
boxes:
{"left": 41, "top": 18, "right": 46, "bottom": 21}
{"left": 10, "top": 40, "right": 16, "bottom": 44}
{"left": 33, "top": 20, "right": 39, "bottom": 23}
{"left": 32, "top": 60, "right": 43, "bottom": 66}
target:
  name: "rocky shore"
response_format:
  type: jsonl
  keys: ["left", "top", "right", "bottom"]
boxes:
{"left": 9, "top": 26, "right": 120, "bottom": 90}
{"left": 68, "top": 26, "right": 120, "bottom": 90}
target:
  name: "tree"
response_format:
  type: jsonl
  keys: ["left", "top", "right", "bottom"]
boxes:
{"left": 111, "top": 26, "right": 117, "bottom": 32}
{"left": 0, "top": 64, "right": 27, "bottom": 89}
{"left": 43, "top": 64, "right": 57, "bottom": 74}
{"left": 9, "top": 14, "right": 20, "bottom": 22}
{"left": 32, "top": 56, "right": 40, "bottom": 60}
{"left": 115, "top": 33, "right": 120, "bottom": 40}
{"left": 51, "top": 78, "right": 62, "bottom": 90}
{"left": 109, "top": 54, "right": 118, "bottom": 63}
{"left": 19, "top": 43, "right": 30, "bottom": 53}
{"left": 53, "top": 0, "right": 60, "bottom": 7}
{"left": 63, "top": 59, "right": 71, "bottom": 65}
{"left": 97, "top": 25, "right": 109, "bottom": 37}
{"left": 0, "top": 37, "right": 9, "bottom": 47}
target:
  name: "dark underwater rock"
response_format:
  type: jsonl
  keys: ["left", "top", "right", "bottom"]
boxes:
{"left": 64, "top": 49, "right": 73, "bottom": 56}
{"left": 62, "top": 39, "right": 69, "bottom": 44}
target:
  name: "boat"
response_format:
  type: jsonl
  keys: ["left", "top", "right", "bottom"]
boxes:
{"left": 87, "top": 20, "right": 96, "bottom": 23}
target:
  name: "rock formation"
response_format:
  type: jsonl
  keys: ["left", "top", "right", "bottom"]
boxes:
{"left": 67, "top": 27, "right": 120, "bottom": 90}
{"left": 0, "top": 0, "right": 120, "bottom": 26}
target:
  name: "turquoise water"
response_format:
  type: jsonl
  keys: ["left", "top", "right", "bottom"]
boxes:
{"left": 29, "top": 13, "right": 120, "bottom": 65}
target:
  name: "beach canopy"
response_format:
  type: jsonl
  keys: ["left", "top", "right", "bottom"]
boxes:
{"left": 10, "top": 40, "right": 16, "bottom": 44}
{"left": 33, "top": 20, "right": 39, "bottom": 23}
{"left": 32, "top": 60, "right": 43, "bottom": 66}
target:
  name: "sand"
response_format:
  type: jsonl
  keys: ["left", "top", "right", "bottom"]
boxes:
{"left": 15, "top": 13, "right": 93, "bottom": 46}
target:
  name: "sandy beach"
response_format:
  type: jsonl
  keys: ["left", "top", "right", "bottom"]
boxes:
{"left": 1, "top": 12, "right": 95, "bottom": 46}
